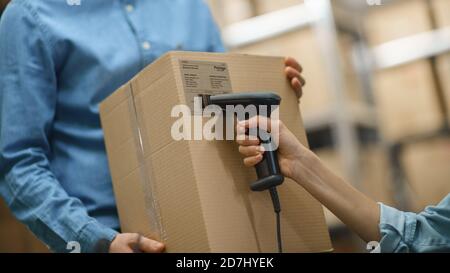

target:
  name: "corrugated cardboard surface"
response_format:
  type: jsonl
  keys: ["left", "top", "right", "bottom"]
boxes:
{"left": 100, "top": 51, "right": 332, "bottom": 252}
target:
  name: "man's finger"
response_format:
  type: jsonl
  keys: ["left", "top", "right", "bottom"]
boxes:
{"left": 291, "top": 78, "right": 303, "bottom": 98}
{"left": 243, "top": 154, "right": 263, "bottom": 167}
{"left": 285, "top": 66, "right": 302, "bottom": 80}
{"left": 138, "top": 237, "right": 165, "bottom": 253}
{"left": 299, "top": 75, "right": 306, "bottom": 87}
{"left": 285, "top": 56, "right": 302, "bottom": 72}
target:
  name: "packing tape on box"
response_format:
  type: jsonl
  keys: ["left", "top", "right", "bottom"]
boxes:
{"left": 128, "top": 83, "right": 167, "bottom": 242}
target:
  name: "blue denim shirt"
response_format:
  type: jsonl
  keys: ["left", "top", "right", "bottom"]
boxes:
{"left": 0, "top": 0, "right": 224, "bottom": 252}
{"left": 379, "top": 194, "right": 450, "bottom": 252}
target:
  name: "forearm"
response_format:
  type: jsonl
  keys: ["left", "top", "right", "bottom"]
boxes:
{"left": 1, "top": 169, "right": 117, "bottom": 252}
{"left": 292, "top": 150, "right": 381, "bottom": 242}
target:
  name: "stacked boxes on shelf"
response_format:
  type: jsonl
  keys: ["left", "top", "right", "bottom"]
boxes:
{"left": 207, "top": 0, "right": 255, "bottom": 28}
{"left": 400, "top": 138, "right": 450, "bottom": 211}
{"left": 365, "top": 0, "right": 444, "bottom": 141}
{"left": 398, "top": 0, "right": 450, "bottom": 211}
{"left": 316, "top": 147, "right": 396, "bottom": 227}
{"left": 365, "top": 0, "right": 450, "bottom": 210}
{"left": 226, "top": 1, "right": 384, "bottom": 229}
{"left": 235, "top": 29, "right": 364, "bottom": 123}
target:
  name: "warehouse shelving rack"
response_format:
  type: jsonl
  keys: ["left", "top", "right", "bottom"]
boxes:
{"left": 221, "top": 0, "right": 450, "bottom": 214}
{"left": 334, "top": 0, "right": 450, "bottom": 211}
{"left": 222, "top": 0, "right": 377, "bottom": 197}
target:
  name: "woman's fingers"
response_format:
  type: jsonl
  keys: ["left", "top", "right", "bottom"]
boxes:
{"left": 236, "top": 138, "right": 260, "bottom": 146}
{"left": 243, "top": 154, "right": 264, "bottom": 167}
{"left": 237, "top": 116, "right": 273, "bottom": 132}
{"left": 285, "top": 56, "right": 303, "bottom": 73}
{"left": 238, "top": 145, "right": 264, "bottom": 157}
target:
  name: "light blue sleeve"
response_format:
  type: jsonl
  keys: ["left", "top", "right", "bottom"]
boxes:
{"left": 378, "top": 194, "right": 450, "bottom": 253}
{"left": 0, "top": 1, "right": 117, "bottom": 253}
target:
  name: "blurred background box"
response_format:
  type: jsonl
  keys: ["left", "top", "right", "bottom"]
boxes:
{"left": 316, "top": 146, "right": 396, "bottom": 209}
{"left": 365, "top": 0, "right": 444, "bottom": 141}
{"left": 431, "top": 0, "right": 450, "bottom": 27}
{"left": 431, "top": 0, "right": 450, "bottom": 124}
{"left": 0, "top": 219, "right": 29, "bottom": 253}
{"left": 364, "top": 0, "right": 432, "bottom": 46}
{"left": 253, "top": 0, "right": 303, "bottom": 15}
{"left": 0, "top": 199, "right": 49, "bottom": 253}
{"left": 207, "top": 0, "right": 255, "bottom": 27}
{"left": 316, "top": 146, "right": 396, "bottom": 252}
{"left": 235, "top": 29, "right": 363, "bottom": 119}
{"left": 372, "top": 60, "right": 443, "bottom": 141}
{"left": 401, "top": 137, "right": 450, "bottom": 211}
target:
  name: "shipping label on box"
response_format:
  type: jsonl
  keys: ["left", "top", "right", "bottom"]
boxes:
{"left": 179, "top": 60, "right": 232, "bottom": 111}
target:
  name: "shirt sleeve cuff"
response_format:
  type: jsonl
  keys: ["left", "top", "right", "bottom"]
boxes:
{"left": 378, "top": 202, "right": 417, "bottom": 253}
{"left": 379, "top": 202, "right": 407, "bottom": 231}
{"left": 77, "top": 220, "right": 118, "bottom": 253}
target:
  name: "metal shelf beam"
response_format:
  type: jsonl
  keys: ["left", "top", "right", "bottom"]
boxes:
{"left": 372, "top": 27, "right": 450, "bottom": 70}
{"left": 222, "top": 4, "right": 315, "bottom": 48}
{"left": 303, "top": 102, "right": 378, "bottom": 132}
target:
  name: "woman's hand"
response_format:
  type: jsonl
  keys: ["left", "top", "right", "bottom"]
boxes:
{"left": 236, "top": 116, "right": 312, "bottom": 180}
{"left": 109, "top": 233, "right": 165, "bottom": 253}
{"left": 236, "top": 116, "right": 381, "bottom": 243}
{"left": 284, "top": 57, "right": 305, "bottom": 99}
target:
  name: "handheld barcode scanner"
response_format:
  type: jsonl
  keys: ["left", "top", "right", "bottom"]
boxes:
{"left": 201, "top": 92, "right": 284, "bottom": 253}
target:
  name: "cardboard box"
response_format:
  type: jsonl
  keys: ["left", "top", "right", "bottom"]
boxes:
{"left": 365, "top": 0, "right": 432, "bottom": 46}
{"left": 366, "top": 0, "right": 446, "bottom": 141}
{"left": 431, "top": 0, "right": 450, "bottom": 123}
{"left": 236, "top": 29, "right": 363, "bottom": 118}
{"left": 431, "top": 0, "right": 450, "bottom": 27}
{"left": 100, "top": 51, "right": 332, "bottom": 253}
{"left": 401, "top": 137, "right": 450, "bottom": 210}
{"left": 0, "top": 199, "right": 49, "bottom": 253}
{"left": 431, "top": 0, "right": 450, "bottom": 124}
{"left": 207, "top": 0, "right": 255, "bottom": 27}
{"left": 373, "top": 60, "right": 444, "bottom": 141}
{"left": 254, "top": 0, "right": 303, "bottom": 15}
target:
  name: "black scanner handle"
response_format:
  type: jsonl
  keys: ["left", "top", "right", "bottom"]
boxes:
{"left": 205, "top": 92, "right": 285, "bottom": 192}
{"left": 247, "top": 129, "right": 284, "bottom": 191}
